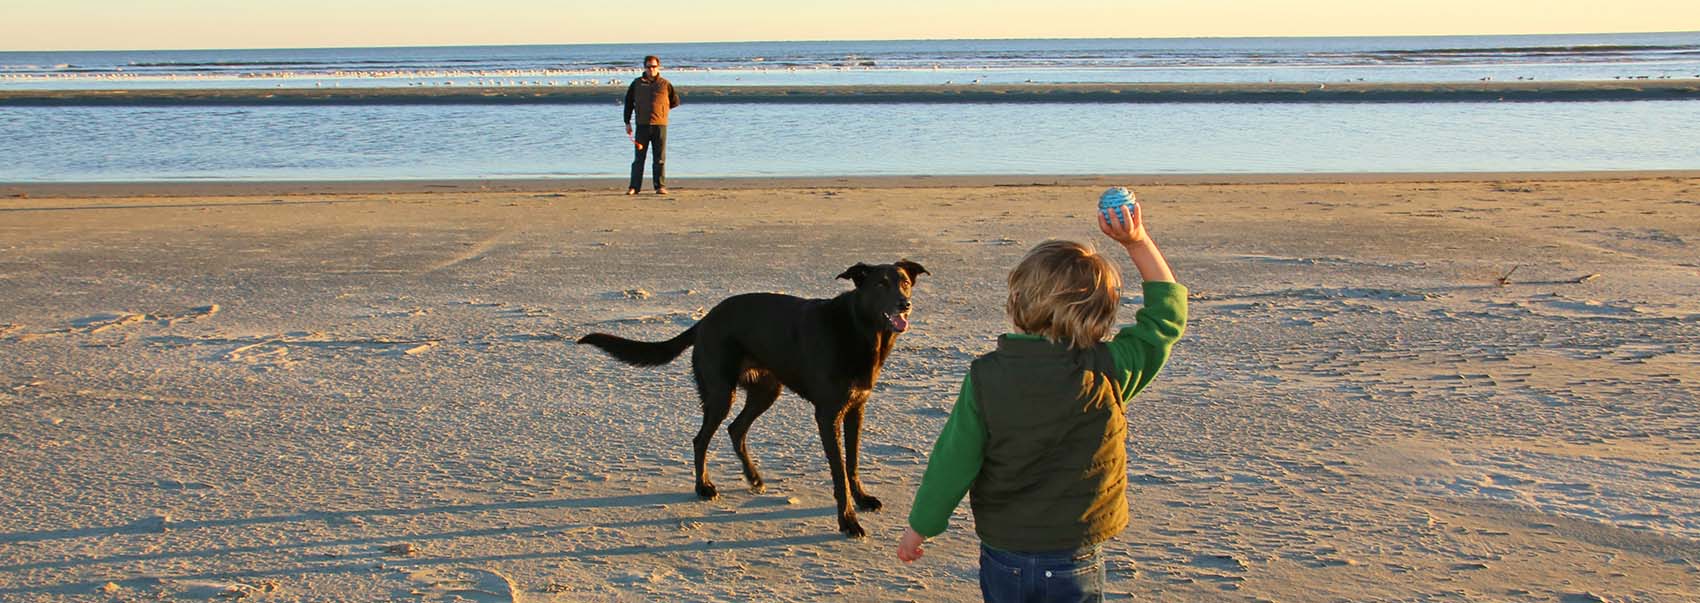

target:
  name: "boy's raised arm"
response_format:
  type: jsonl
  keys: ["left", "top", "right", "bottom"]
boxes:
{"left": 1097, "top": 197, "right": 1175, "bottom": 284}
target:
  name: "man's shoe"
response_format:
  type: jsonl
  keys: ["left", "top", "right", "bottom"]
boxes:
{"left": 625, "top": 188, "right": 638, "bottom": 195}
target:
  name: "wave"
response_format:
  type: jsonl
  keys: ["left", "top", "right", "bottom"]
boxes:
{"left": 5, "top": 81, "right": 1697, "bottom": 106}
{"left": 1378, "top": 44, "right": 1700, "bottom": 56}
{"left": 4, "top": 34, "right": 1697, "bottom": 86}
{"left": 126, "top": 58, "right": 502, "bottom": 68}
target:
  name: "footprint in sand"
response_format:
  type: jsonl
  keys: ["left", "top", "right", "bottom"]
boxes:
{"left": 7, "top": 305, "right": 221, "bottom": 341}
{"left": 152, "top": 304, "right": 221, "bottom": 325}
{"left": 592, "top": 308, "right": 706, "bottom": 327}
{"left": 404, "top": 568, "right": 522, "bottom": 603}
{"left": 72, "top": 312, "right": 148, "bottom": 334}
{"left": 158, "top": 579, "right": 281, "bottom": 599}
{"left": 82, "top": 305, "right": 221, "bottom": 331}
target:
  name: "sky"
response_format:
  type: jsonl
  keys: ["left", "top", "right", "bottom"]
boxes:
{"left": 1, "top": 0, "right": 1697, "bottom": 51}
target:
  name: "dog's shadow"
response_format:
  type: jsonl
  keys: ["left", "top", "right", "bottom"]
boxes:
{"left": 0, "top": 491, "right": 842, "bottom": 598}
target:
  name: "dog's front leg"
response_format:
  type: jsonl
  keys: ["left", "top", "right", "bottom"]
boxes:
{"left": 842, "top": 402, "right": 882, "bottom": 512}
{"left": 814, "top": 407, "right": 864, "bottom": 538}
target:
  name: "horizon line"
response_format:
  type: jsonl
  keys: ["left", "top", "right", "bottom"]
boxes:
{"left": 3, "top": 29, "right": 1697, "bottom": 54}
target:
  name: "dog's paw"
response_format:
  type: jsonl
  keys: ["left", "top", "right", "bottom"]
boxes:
{"left": 840, "top": 519, "right": 867, "bottom": 539}
{"left": 855, "top": 495, "right": 883, "bottom": 512}
{"left": 748, "top": 482, "right": 766, "bottom": 494}
{"left": 696, "top": 483, "right": 719, "bottom": 500}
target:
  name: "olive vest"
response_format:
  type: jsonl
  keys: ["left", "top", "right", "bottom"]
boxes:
{"left": 968, "top": 335, "right": 1128, "bottom": 551}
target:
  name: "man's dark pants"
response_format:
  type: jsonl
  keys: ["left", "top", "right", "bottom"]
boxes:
{"left": 629, "top": 124, "right": 667, "bottom": 191}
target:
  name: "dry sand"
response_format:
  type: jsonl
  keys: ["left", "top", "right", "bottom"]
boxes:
{"left": 1, "top": 175, "right": 1697, "bottom": 602}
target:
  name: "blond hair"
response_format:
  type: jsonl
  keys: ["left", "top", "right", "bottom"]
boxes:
{"left": 1006, "top": 240, "right": 1122, "bottom": 349}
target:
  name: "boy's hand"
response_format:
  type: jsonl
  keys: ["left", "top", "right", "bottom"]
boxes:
{"left": 897, "top": 527, "right": 926, "bottom": 563}
{"left": 1103, "top": 197, "right": 1177, "bottom": 283}
{"left": 1097, "top": 200, "right": 1147, "bottom": 246}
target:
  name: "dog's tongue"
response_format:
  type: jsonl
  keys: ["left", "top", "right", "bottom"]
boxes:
{"left": 890, "top": 314, "right": 910, "bottom": 333}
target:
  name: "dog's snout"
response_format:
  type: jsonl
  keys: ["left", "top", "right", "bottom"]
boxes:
{"left": 898, "top": 299, "right": 912, "bottom": 312}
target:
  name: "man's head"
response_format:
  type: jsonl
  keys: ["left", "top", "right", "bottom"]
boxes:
{"left": 642, "top": 55, "right": 661, "bottom": 76}
{"left": 1007, "top": 240, "right": 1121, "bottom": 349}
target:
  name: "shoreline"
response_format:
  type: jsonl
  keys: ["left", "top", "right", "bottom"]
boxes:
{"left": 6, "top": 170, "right": 1700, "bottom": 199}
{"left": 4, "top": 80, "right": 1700, "bottom": 106}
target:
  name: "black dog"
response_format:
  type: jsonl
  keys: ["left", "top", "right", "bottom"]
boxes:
{"left": 578, "top": 260, "right": 927, "bottom": 538}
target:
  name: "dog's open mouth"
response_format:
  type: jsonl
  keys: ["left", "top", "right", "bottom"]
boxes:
{"left": 887, "top": 312, "right": 910, "bottom": 333}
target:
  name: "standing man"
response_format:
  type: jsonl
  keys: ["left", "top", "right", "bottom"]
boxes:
{"left": 624, "top": 55, "right": 681, "bottom": 195}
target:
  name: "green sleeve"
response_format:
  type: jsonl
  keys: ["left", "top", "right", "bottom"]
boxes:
{"left": 1106, "top": 281, "right": 1189, "bottom": 401}
{"left": 907, "top": 375, "right": 986, "bottom": 538}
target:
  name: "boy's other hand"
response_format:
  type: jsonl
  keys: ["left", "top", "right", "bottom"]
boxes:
{"left": 897, "top": 527, "right": 926, "bottom": 563}
{"left": 1097, "top": 201, "right": 1147, "bottom": 246}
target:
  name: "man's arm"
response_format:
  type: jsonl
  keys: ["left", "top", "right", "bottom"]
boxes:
{"left": 623, "top": 81, "right": 637, "bottom": 125}
{"left": 668, "top": 81, "right": 680, "bottom": 109}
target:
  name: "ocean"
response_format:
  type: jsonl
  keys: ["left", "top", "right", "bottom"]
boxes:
{"left": 2, "top": 33, "right": 1698, "bottom": 181}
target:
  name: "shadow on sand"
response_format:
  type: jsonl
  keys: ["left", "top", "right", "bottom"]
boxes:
{"left": 0, "top": 490, "right": 842, "bottom": 597}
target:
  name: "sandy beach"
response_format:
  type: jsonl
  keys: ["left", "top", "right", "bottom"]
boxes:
{"left": 2, "top": 174, "right": 1697, "bottom": 602}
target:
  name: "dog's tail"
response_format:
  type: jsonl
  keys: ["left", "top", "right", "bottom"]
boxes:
{"left": 576, "top": 325, "right": 698, "bottom": 367}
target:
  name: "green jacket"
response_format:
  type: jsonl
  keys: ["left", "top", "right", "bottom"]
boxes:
{"left": 908, "top": 281, "right": 1187, "bottom": 550}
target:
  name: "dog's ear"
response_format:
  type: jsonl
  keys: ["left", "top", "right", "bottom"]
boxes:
{"left": 836, "top": 263, "right": 873, "bottom": 286}
{"left": 895, "top": 259, "right": 928, "bottom": 282}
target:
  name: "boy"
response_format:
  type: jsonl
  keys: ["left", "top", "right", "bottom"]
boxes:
{"left": 895, "top": 195, "right": 1186, "bottom": 602}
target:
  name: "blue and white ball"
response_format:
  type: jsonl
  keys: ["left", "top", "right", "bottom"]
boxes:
{"left": 1098, "top": 187, "right": 1138, "bottom": 226}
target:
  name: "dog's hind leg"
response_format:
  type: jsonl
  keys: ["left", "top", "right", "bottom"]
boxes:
{"left": 842, "top": 402, "right": 882, "bottom": 512}
{"left": 814, "top": 407, "right": 864, "bottom": 538}
{"left": 728, "top": 374, "right": 781, "bottom": 494}
{"left": 691, "top": 365, "right": 739, "bottom": 501}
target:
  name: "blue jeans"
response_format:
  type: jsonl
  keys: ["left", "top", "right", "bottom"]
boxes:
{"left": 979, "top": 543, "right": 1105, "bottom": 603}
